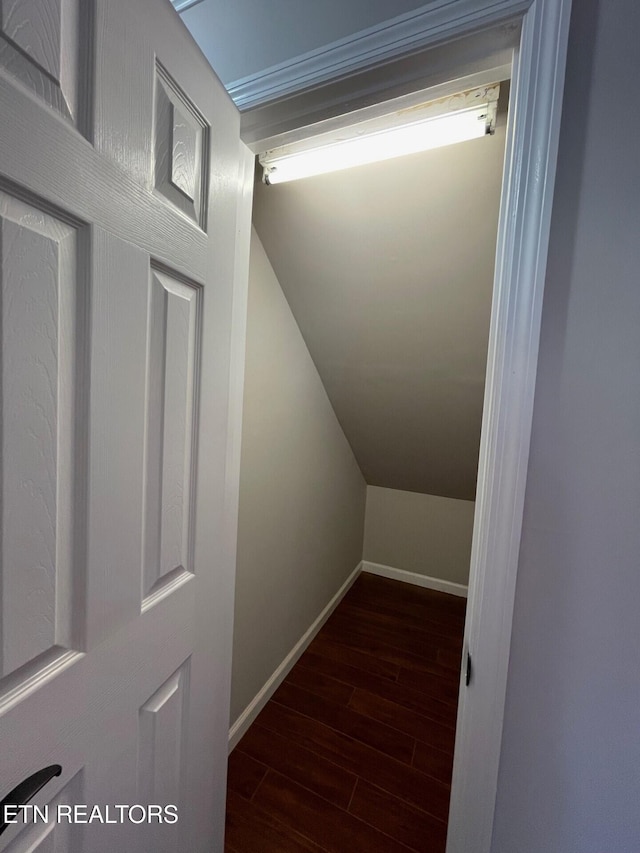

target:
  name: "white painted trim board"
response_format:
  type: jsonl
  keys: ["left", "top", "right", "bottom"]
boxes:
{"left": 362, "top": 561, "right": 468, "bottom": 598}
{"left": 228, "top": 562, "right": 362, "bottom": 752}
{"left": 227, "top": 1, "right": 522, "bottom": 110}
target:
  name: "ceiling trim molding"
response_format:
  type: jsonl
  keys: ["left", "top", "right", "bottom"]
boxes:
{"left": 226, "top": 0, "right": 526, "bottom": 110}
{"left": 172, "top": 0, "right": 205, "bottom": 13}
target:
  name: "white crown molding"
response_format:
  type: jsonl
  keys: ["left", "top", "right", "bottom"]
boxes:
{"left": 172, "top": 0, "right": 205, "bottom": 12}
{"left": 227, "top": 0, "right": 526, "bottom": 110}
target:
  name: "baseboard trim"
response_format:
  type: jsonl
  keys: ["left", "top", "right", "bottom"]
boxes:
{"left": 362, "top": 560, "right": 468, "bottom": 598}
{"left": 228, "top": 561, "right": 362, "bottom": 752}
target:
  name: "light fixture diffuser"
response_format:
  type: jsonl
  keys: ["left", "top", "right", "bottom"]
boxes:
{"left": 260, "top": 85, "right": 499, "bottom": 185}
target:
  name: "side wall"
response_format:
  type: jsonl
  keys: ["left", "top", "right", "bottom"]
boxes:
{"left": 230, "top": 228, "right": 367, "bottom": 724}
{"left": 363, "top": 486, "right": 474, "bottom": 586}
{"left": 492, "top": 0, "right": 640, "bottom": 849}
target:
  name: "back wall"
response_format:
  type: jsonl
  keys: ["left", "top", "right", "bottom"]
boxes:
{"left": 363, "top": 485, "right": 474, "bottom": 586}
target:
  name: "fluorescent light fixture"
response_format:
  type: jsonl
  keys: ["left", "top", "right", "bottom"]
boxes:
{"left": 260, "top": 85, "right": 499, "bottom": 185}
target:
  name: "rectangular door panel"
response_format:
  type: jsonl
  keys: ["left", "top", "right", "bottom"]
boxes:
{"left": 136, "top": 660, "right": 190, "bottom": 852}
{"left": 138, "top": 659, "right": 190, "bottom": 807}
{"left": 1, "top": 770, "right": 84, "bottom": 853}
{"left": 154, "top": 62, "right": 209, "bottom": 229}
{"left": 0, "top": 0, "right": 90, "bottom": 133}
{"left": 143, "top": 267, "right": 200, "bottom": 604}
{"left": 0, "top": 191, "right": 85, "bottom": 680}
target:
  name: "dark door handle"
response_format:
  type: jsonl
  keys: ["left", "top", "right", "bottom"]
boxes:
{"left": 0, "top": 765, "right": 62, "bottom": 836}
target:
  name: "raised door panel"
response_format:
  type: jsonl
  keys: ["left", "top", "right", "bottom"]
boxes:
{"left": 0, "top": 0, "right": 89, "bottom": 132}
{"left": 1, "top": 771, "right": 84, "bottom": 852}
{"left": 93, "top": 2, "right": 212, "bottom": 233}
{"left": 0, "top": 191, "right": 85, "bottom": 686}
{"left": 1, "top": 0, "right": 62, "bottom": 78}
{"left": 84, "top": 235, "right": 203, "bottom": 643}
{"left": 154, "top": 63, "right": 209, "bottom": 228}
{"left": 138, "top": 660, "right": 190, "bottom": 806}
{"left": 136, "top": 661, "right": 190, "bottom": 852}
{"left": 142, "top": 268, "right": 200, "bottom": 605}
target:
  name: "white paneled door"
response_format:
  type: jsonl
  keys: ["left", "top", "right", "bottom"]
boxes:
{"left": 0, "top": 1, "right": 244, "bottom": 850}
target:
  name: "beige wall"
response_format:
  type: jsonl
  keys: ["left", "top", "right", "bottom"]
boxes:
{"left": 230, "top": 228, "right": 366, "bottom": 724}
{"left": 363, "top": 486, "right": 474, "bottom": 586}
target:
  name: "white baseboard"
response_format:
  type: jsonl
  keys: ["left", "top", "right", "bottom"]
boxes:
{"left": 362, "top": 560, "right": 468, "bottom": 598}
{"left": 228, "top": 561, "right": 362, "bottom": 752}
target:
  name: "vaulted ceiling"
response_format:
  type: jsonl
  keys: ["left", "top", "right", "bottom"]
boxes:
{"left": 253, "top": 117, "right": 506, "bottom": 501}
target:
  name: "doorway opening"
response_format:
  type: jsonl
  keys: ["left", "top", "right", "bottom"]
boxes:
{"left": 226, "top": 59, "right": 511, "bottom": 851}
{"left": 217, "top": 0, "right": 572, "bottom": 846}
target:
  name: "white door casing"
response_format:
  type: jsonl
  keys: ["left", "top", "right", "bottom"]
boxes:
{"left": 0, "top": 1, "right": 248, "bottom": 851}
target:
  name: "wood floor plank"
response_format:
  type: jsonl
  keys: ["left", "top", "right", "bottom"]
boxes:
{"left": 225, "top": 790, "right": 327, "bottom": 853}
{"left": 297, "top": 654, "right": 458, "bottom": 722}
{"left": 437, "top": 645, "right": 464, "bottom": 670}
{"left": 226, "top": 574, "right": 465, "bottom": 850}
{"left": 226, "top": 750, "right": 268, "bottom": 801}
{"left": 350, "top": 573, "right": 466, "bottom": 616}
{"left": 338, "top": 600, "right": 464, "bottom": 648}
{"left": 328, "top": 609, "right": 462, "bottom": 657}
{"left": 413, "top": 740, "right": 455, "bottom": 786}
{"left": 319, "top": 619, "right": 454, "bottom": 677}
{"left": 306, "top": 634, "right": 401, "bottom": 681}
{"left": 253, "top": 770, "right": 413, "bottom": 853}
{"left": 284, "top": 664, "right": 355, "bottom": 706}
{"left": 273, "top": 681, "right": 415, "bottom": 764}
{"left": 296, "top": 650, "right": 397, "bottom": 695}
{"left": 255, "top": 701, "right": 451, "bottom": 820}
{"left": 397, "top": 666, "right": 460, "bottom": 703}
{"left": 348, "top": 688, "right": 457, "bottom": 754}
{"left": 344, "top": 589, "right": 464, "bottom": 634}
{"left": 238, "top": 723, "right": 357, "bottom": 810}
{"left": 325, "top": 612, "right": 447, "bottom": 665}
{"left": 349, "top": 779, "right": 449, "bottom": 852}
{"left": 341, "top": 600, "right": 465, "bottom": 643}
{"left": 345, "top": 588, "right": 466, "bottom": 627}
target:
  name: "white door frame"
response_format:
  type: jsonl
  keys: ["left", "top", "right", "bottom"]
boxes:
{"left": 230, "top": 1, "right": 573, "bottom": 850}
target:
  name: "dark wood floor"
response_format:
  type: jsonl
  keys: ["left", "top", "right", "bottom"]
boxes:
{"left": 225, "top": 572, "right": 465, "bottom": 852}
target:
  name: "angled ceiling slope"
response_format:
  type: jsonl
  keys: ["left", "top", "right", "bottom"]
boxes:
{"left": 253, "top": 109, "right": 507, "bottom": 502}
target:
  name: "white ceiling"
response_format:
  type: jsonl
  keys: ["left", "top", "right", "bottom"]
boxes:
{"left": 253, "top": 116, "right": 506, "bottom": 501}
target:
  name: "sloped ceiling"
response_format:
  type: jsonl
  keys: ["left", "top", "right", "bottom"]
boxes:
{"left": 253, "top": 120, "right": 506, "bottom": 501}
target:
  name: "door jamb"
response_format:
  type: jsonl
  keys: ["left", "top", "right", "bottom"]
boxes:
{"left": 233, "top": 1, "right": 573, "bottom": 850}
